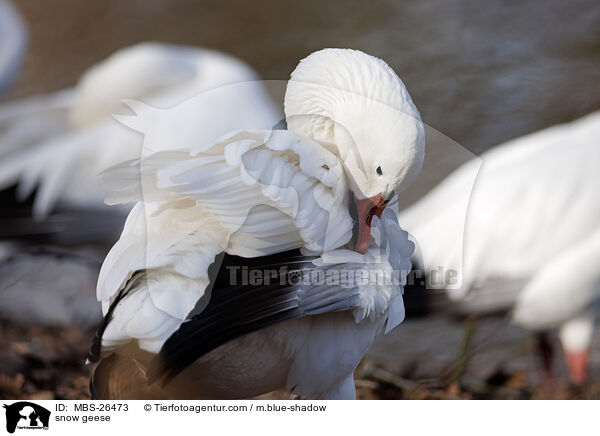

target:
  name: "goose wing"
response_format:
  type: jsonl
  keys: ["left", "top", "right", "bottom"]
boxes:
{"left": 93, "top": 129, "right": 353, "bottom": 359}
{"left": 146, "top": 209, "right": 413, "bottom": 386}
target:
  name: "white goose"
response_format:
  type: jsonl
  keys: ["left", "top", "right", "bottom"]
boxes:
{"left": 399, "top": 111, "right": 600, "bottom": 382}
{"left": 513, "top": 227, "right": 600, "bottom": 384}
{"left": 0, "top": 0, "right": 26, "bottom": 97}
{"left": 87, "top": 48, "right": 424, "bottom": 400}
{"left": 0, "top": 42, "right": 281, "bottom": 216}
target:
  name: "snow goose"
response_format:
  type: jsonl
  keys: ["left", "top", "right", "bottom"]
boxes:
{"left": 87, "top": 48, "right": 425, "bottom": 400}
{"left": 0, "top": 0, "right": 26, "bottom": 97}
{"left": 398, "top": 111, "right": 600, "bottom": 382}
{"left": 513, "top": 227, "right": 600, "bottom": 384}
{"left": 0, "top": 42, "right": 281, "bottom": 216}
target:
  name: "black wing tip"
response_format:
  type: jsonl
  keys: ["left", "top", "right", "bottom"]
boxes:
{"left": 86, "top": 336, "right": 102, "bottom": 364}
{"left": 149, "top": 307, "right": 304, "bottom": 388}
{"left": 139, "top": 250, "right": 316, "bottom": 389}
{"left": 86, "top": 272, "right": 141, "bottom": 366}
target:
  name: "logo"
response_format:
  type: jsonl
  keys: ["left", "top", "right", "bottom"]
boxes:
{"left": 2, "top": 402, "right": 50, "bottom": 433}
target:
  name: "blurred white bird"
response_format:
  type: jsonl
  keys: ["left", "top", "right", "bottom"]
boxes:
{"left": 0, "top": 43, "right": 282, "bottom": 328}
{"left": 0, "top": 42, "right": 282, "bottom": 217}
{"left": 399, "top": 111, "right": 600, "bottom": 383}
{"left": 87, "top": 48, "right": 424, "bottom": 400}
{"left": 0, "top": 0, "right": 26, "bottom": 97}
{"left": 513, "top": 228, "right": 600, "bottom": 384}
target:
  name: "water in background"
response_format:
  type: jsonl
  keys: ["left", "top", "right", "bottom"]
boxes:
{"left": 8, "top": 0, "right": 600, "bottom": 156}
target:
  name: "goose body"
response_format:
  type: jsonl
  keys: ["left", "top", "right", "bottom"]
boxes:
{"left": 89, "top": 48, "right": 424, "bottom": 399}
{"left": 0, "top": 43, "right": 281, "bottom": 216}
{"left": 399, "top": 111, "right": 600, "bottom": 381}
{"left": 513, "top": 228, "right": 600, "bottom": 383}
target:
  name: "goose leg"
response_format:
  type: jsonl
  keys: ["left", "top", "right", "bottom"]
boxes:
{"left": 564, "top": 349, "right": 589, "bottom": 385}
{"left": 536, "top": 331, "right": 554, "bottom": 381}
{"left": 558, "top": 316, "right": 595, "bottom": 385}
{"left": 448, "top": 315, "right": 478, "bottom": 383}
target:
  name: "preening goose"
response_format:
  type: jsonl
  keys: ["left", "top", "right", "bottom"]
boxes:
{"left": 0, "top": 42, "right": 281, "bottom": 216}
{"left": 399, "top": 111, "right": 600, "bottom": 382}
{"left": 0, "top": 0, "right": 26, "bottom": 98}
{"left": 88, "top": 48, "right": 425, "bottom": 400}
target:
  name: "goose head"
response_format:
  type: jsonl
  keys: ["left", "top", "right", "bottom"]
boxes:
{"left": 284, "top": 48, "right": 425, "bottom": 253}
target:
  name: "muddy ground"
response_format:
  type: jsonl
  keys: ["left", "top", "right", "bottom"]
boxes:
{"left": 2, "top": 315, "right": 600, "bottom": 400}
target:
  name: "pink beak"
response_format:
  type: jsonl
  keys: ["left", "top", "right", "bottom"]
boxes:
{"left": 354, "top": 193, "right": 388, "bottom": 254}
{"left": 564, "top": 349, "right": 589, "bottom": 385}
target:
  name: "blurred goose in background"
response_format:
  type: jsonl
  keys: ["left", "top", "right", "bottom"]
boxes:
{"left": 0, "top": 43, "right": 281, "bottom": 328}
{"left": 0, "top": 42, "right": 282, "bottom": 218}
{"left": 0, "top": 1, "right": 101, "bottom": 329}
{"left": 0, "top": 0, "right": 26, "bottom": 98}
{"left": 88, "top": 48, "right": 424, "bottom": 400}
{"left": 513, "top": 228, "right": 600, "bottom": 384}
{"left": 399, "top": 111, "right": 600, "bottom": 383}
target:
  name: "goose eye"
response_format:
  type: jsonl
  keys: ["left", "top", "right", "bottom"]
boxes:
{"left": 376, "top": 166, "right": 383, "bottom": 176}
